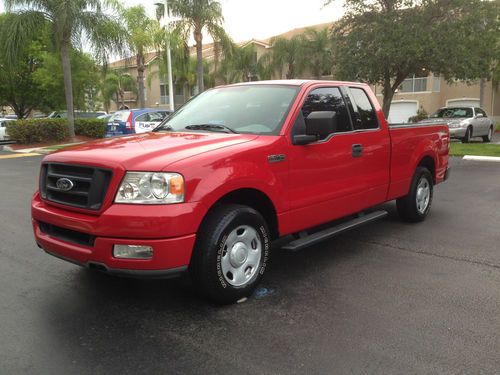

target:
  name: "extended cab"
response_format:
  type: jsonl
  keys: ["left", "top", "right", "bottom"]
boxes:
{"left": 32, "top": 80, "right": 450, "bottom": 303}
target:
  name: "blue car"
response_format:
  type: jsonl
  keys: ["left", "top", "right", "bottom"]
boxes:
{"left": 106, "top": 109, "right": 172, "bottom": 137}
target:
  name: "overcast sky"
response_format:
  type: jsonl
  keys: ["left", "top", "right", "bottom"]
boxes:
{"left": 0, "top": 0, "right": 344, "bottom": 42}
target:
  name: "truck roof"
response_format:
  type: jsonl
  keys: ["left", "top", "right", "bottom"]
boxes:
{"left": 222, "top": 79, "right": 369, "bottom": 88}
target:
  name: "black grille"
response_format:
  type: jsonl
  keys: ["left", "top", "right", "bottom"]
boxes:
{"left": 39, "top": 222, "right": 95, "bottom": 247}
{"left": 40, "top": 163, "right": 112, "bottom": 210}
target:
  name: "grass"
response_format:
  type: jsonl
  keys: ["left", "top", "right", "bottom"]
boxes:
{"left": 450, "top": 142, "right": 500, "bottom": 157}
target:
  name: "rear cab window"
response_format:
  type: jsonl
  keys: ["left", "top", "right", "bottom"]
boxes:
{"left": 345, "top": 87, "right": 379, "bottom": 130}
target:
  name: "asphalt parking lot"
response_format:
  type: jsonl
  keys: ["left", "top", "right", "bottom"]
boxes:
{"left": 1, "top": 152, "right": 499, "bottom": 374}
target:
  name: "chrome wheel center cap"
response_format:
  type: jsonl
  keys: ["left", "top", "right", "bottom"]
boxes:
{"left": 229, "top": 242, "right": 248, "bottom": 268}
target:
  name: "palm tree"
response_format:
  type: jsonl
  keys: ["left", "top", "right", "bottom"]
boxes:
{"left": 269, "top": 35, "right": 308, "bottom": 79}
{"left": 304, "top": 28, "right": 333, "bottom": 79}
{"left": 122, "top": 5, "right": 157, "bottom": 109}
{"left": 102, "top": 70, "right": 137, "bottom": 112}
{"left": 219, "top": 44, "right": 258, "bottom": 83}
{"left": 167, "top": 0, "right": 230, "bottom": 93}
{"left": 3, "top": 0, "right": 124, "bottom": 139}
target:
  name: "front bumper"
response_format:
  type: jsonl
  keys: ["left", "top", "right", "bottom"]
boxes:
{"left": 32, "top": 193, "right": 201, "bottom": 277}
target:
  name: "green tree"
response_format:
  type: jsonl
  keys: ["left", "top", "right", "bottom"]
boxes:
{"left": 0, "top": 13, "right": 45, "bottom": 118}
{"left": 122, "top": 5, "right": 157, "bottom": 109}
{"left": 166, "top": 0, "right": 230, "bottom": 93}
{"left": 101, "top": 69, "right": 137, "bottom": 112}
{"left": 33, "top": 50, "right": 102, "bottom": 113}
{"left": 268, "top": 35, "right": 308, "bottom": 79}
{"left": 329, "top": 0, "right": 499, "bottom": 117}
{"left": 3, "top": 0, "right": 125, "bottom": 138}
{"left": 219, "top": 44, "right": 259, "bottom": 83}
{"left": 304, "top": 27, "right": 333, "bottom": 79}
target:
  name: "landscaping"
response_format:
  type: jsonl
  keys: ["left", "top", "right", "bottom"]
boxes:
{"left": 6, "top": 118, "right": 107, "bottom": 144}
{"left": 450, "top": 142, "right": 500, "bottom": 157}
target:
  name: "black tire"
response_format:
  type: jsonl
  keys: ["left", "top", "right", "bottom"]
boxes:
{"left": 461, "top": 127, "right": 472, "bottom": 143}
{"left": 396, "top": 167, "right": 434, "bottom": 222}
{"left": 482, "top": 127, "right": 493, "bottom": 143}
{"left": 190, "top": 204, "right": 271, "bottom": 304}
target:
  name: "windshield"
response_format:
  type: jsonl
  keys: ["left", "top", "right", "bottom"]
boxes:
{"left": 431, "top": 107, "right": 472, "bottom": 118}
{"left": 154, "top": 85, "right": 300, "bottom": 135}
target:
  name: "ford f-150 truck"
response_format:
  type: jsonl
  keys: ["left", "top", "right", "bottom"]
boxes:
{"left": 32, "top": 80, "right": 450, "bottom": 303}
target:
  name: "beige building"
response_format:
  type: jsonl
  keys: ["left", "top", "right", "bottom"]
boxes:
{"left": 372, "top": 74, "right": 500, "bottom": 123}
{"left": 109, "top": 23, "right": 500, "bottom": 123}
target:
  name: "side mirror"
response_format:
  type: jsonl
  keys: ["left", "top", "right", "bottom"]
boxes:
{"left": 291, "top": 111, "right": 337, "bottom": 145}
{"left": 305, "top": 111, "right": 337, "bottom": 138}
{"left": 476, "top": 113, "right": 484, "bottom": 118}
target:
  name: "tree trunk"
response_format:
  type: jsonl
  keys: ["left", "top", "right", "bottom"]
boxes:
{"left": 382, "top": 74, "right": 395, "bottom": 120}
{"left": 60, "top": 41, "right": 76, "bottom": 139}
{"left": 479, "top": 78, "right": 485, "bottom": 108}
{"left": 194, "top": 29, "right": 204, "bottom": 93}
{"left": 137, "top": 53, "right": 146, "bottom": 109}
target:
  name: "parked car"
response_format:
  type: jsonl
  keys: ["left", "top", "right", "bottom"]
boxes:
{"left": 47, "top": 111, "right": 107, "bottom": 119}
{"left": 419, "top": 106, "right": 494, "bottom": 143}
{"left": 32, "top": 80, "right": 450, "bottom": 304}
{"left": 105, "top": 108, "right": 172, "bottom": 137}
{"left": 97, "top": 114, "right": 113, "bottom": 122}
{"left": 0, "top": 118, "right": 15, "bottom": 140}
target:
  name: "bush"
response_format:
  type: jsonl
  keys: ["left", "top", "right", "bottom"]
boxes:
{"left": 6, "top": 118, "right": 107, "bottom": 144}
{"left": 74, "top": 119, "right": 107, "bottom": 138}
{"left": 408, "top": 107, "right": 429, "bottom": 123}
{"left": 6, "top": 119, "right": 68, "bottom": 144}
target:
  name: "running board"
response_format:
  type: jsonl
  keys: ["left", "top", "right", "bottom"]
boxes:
{"left": 281, "top": 210, "right": 388, "bottom": 252}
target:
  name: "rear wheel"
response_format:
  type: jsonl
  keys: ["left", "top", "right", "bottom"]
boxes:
{"left": 397, "top": 167, "right": 433, "bottom": 222}
{"left": 482, "top": 127, "right": 493, "bottom": 143}
{"left": 190, "top": 204, "right": 271, "bottom": 304}
{"left": 461, "top": 127, "right": 472, "bottom": 143}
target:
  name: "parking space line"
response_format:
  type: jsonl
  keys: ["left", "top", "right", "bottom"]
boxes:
{"left": 463, "top": 155, "right": 500, "bottom": 163}
{"left": 0, "top": 153, "right": 41, "bottom": 159}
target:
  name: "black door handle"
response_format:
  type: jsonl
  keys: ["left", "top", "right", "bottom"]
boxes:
{"left": 352, "top": 144, "right": 363, "bottom": 157}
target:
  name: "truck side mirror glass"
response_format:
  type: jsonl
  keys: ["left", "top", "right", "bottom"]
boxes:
{"left": 305, "top": 111, "right": 337, "bottom": 139}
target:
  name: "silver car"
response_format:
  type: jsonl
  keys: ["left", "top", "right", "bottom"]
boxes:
{"left": 421, "top": 107, "right": 494, "bottom": 143}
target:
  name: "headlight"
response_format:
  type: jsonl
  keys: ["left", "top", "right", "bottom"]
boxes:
{"left": 115, "top": 172, "right": 184, "bottom": 204}
{"left": 448, "top": 120, "right": 467, "bottom": 128}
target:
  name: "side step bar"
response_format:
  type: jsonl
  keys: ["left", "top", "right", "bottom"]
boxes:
{"left": 281, "top": 210, "right": 388, "bottom": 252}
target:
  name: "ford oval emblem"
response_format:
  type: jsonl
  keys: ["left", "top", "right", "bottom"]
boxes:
{"left": 55, "top": 178, "right": 74, "bottom": 191}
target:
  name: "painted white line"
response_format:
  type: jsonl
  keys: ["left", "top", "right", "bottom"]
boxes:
{"left": 463, "top": 155, "right": 500, "bottom": 162}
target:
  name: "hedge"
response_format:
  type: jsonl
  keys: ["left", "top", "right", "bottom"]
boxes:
{"left": 6, "top": 118, "right": 107, "bottom": 144}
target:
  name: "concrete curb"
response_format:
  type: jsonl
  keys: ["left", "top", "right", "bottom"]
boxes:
{"left": 3, "top": 142, "right": 82, "bottom": 154}
{"left": 463, "top": 155, "right": 500, "bottom": 162}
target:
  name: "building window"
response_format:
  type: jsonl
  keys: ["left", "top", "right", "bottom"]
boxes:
{"left": 399, "top": 74, "right": 428, "bottom": 93}
{"left": 160, "top": 83, "right": 183, "bottom": 104}
{"left": 432, "top": 75, "right": 441, "bottom": 92}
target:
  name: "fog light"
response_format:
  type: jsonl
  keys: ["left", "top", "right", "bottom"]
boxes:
{"left": 113, "top": 245, "right": 153, "bottom": 259}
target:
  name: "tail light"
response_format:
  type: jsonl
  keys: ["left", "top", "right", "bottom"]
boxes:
{"left": 125, "top": 112, "right": 134, "bottom": 130}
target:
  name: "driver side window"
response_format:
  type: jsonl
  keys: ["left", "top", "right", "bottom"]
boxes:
{"left": 301, "top": 87, "right": 352, "bottom": 137}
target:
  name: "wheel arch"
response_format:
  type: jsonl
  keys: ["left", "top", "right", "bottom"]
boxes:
{"left": 198, "top": 188, "right": 280, "bottom": 241}
{"left": 417, "top": 155, "right": 436, "bottom": 184}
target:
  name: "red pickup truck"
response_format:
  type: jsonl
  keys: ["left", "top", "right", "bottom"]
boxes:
{"left": 32, "top": 80, "right": 449, "bottom": 303}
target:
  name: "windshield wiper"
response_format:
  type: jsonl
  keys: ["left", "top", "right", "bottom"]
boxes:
{"left": 185, "top": 124, "right": 238, "bottom": 134}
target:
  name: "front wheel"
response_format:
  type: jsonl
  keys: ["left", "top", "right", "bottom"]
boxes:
{"left": 397, "top": 167, "right": 434, "bottom": 222}
{"left": 482, "top": 127, "right": 493, "bottom": 143}
{"left": 190, "top": 204, "right": 271, "bottom": 304}
{"left": 461, "top": 127, "right": 472, "bottom": 143}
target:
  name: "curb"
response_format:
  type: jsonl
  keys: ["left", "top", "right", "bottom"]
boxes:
{"left": 463, "top": 155, "right": 500, "bottom": 162}
{"left": 3, "top": 142, "right": 82, "bottom": 154}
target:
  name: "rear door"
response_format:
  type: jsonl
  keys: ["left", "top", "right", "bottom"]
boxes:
{"left": 344, "top": 86, "right": 391, "bottom": 206}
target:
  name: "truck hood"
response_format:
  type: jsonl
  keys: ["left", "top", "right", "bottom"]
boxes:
{"left": 44, "top": 132, "right": 258, "bottom": 171}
